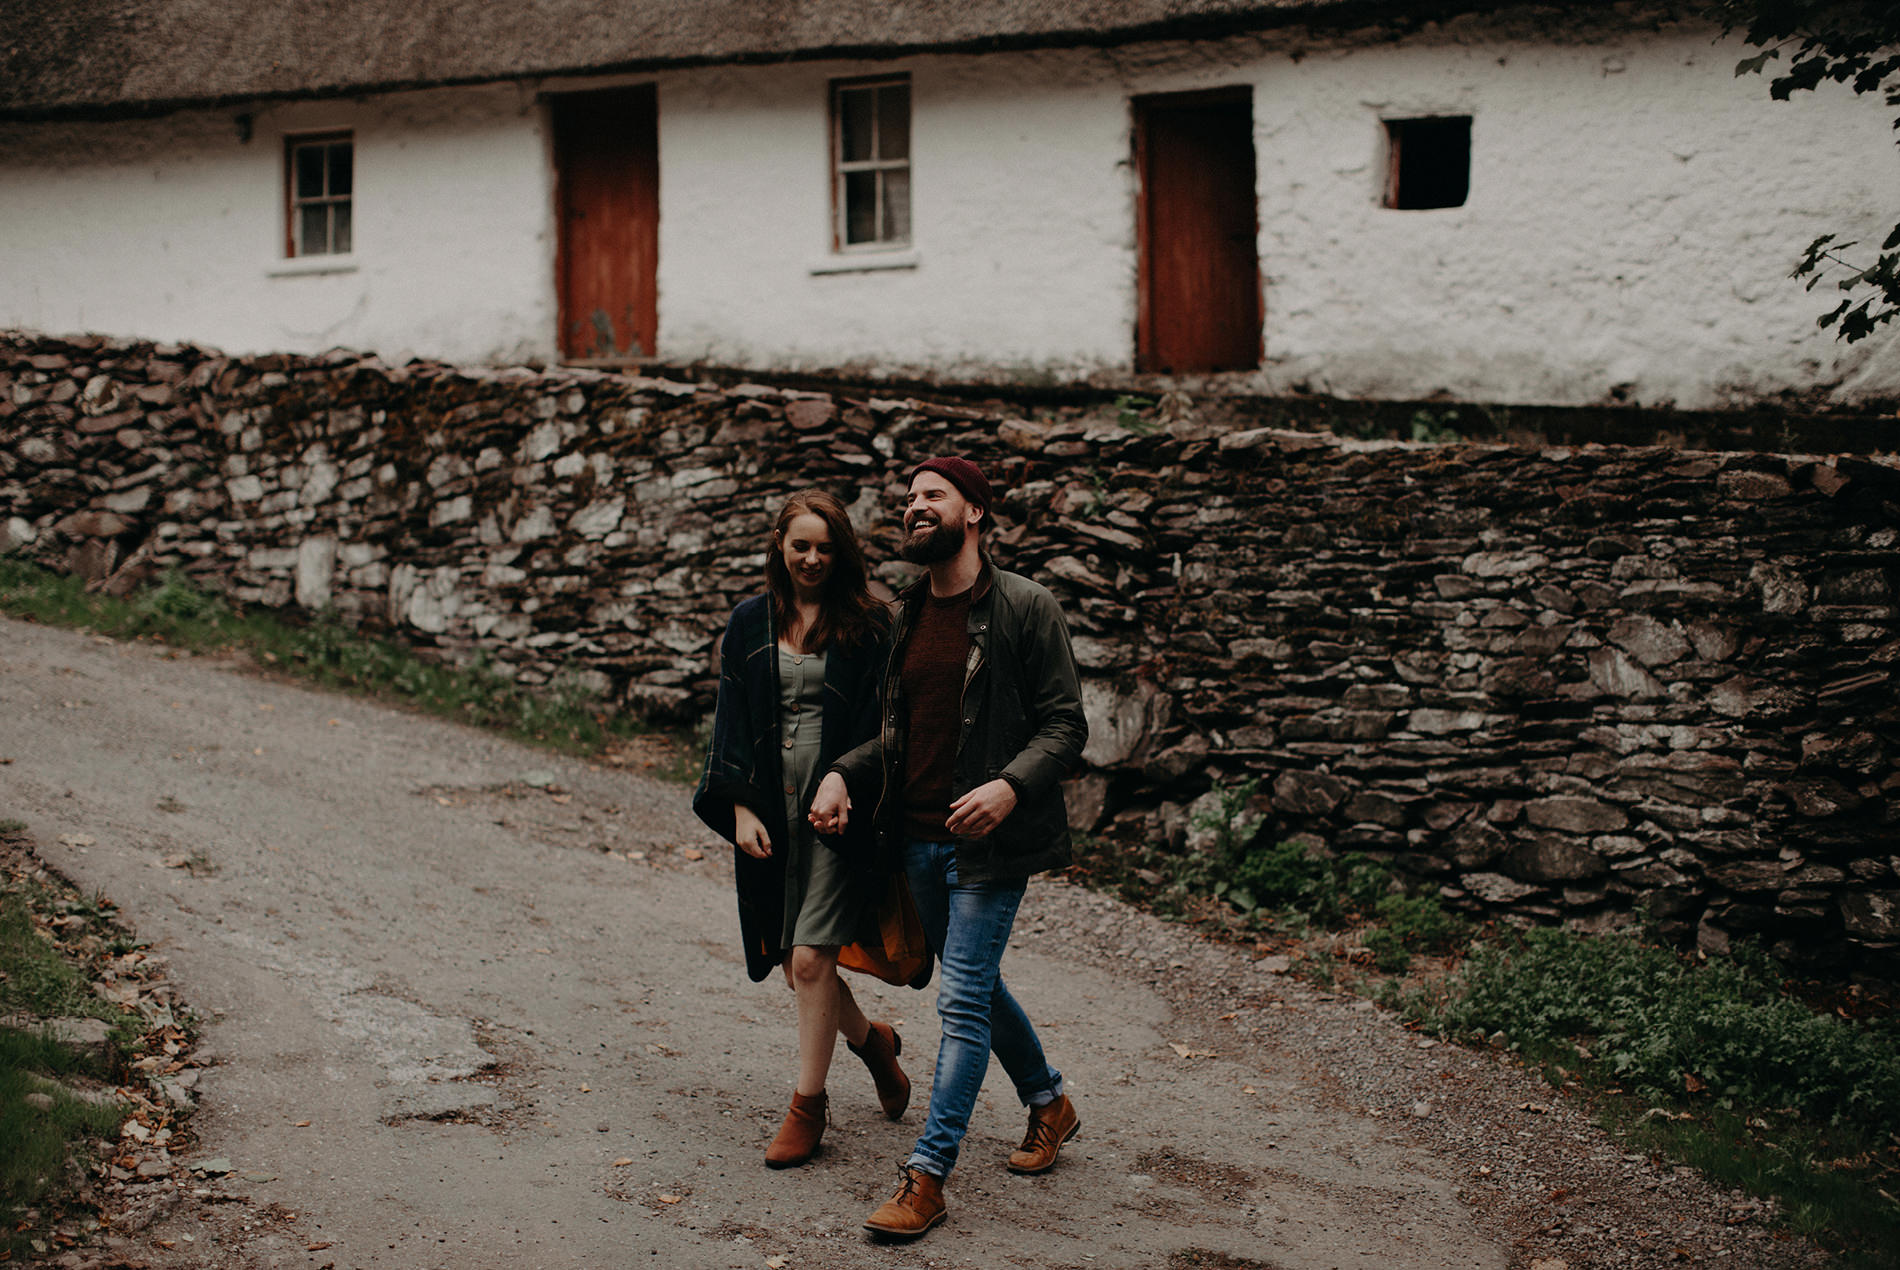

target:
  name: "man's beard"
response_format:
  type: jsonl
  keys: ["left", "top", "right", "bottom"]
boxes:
{"left": 899, "top": 515, "right": 963, "bottom": 564}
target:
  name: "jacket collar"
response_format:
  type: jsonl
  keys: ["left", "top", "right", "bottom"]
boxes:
{"left": 899, "top": 558, "right": 993, "bottom": 608}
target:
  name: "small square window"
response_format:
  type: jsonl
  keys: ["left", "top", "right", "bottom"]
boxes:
{"left": 1382, "top": 116, "right": 1470, "bottom": 211}
{"left": 286, "top": 133, "right": 353, "bottom": 256}
{"left": 831, "top": 77, "right": 910, "bottom": 248}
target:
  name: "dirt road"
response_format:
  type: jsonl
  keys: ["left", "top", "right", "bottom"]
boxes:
{"left": 1, "top": 617, "right": 1811, "bottom": 1270}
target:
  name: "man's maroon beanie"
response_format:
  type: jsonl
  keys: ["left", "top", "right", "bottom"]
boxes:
{"left": 910, "top": 456, "right": 994, "bottom": 517}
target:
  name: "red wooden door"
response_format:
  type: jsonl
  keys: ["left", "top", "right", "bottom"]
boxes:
{"left": 552, "top": 85, "right": 658, "bottom": 362}
{"left": 1135, "top": 92, "right": 1261, "bottom": 373}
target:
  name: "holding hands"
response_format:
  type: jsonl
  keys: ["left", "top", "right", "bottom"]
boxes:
{"left": 808, "top": 771, "right": 852, "bottom": 835}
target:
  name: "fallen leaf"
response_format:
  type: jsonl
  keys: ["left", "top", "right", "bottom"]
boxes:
{"left": 435, "top": 796, "right": 452, "bottom": 806}
{"left": 58, "top": 834, "right": 95, "bottom": 848}
{"left": 1684, "top": 1072, "right": 1707, "bottom": 1093}
{"left": 612, "top": 1158, "right": 633, "bottom": 1167}
{"left": 767, "top": 1257, "right": 789, "bottom": 1269}
{"left": 1168, "top": 1042, "right": 1214, "bottom": 1059}
{"left": 580, "top": 1085, "right": 592, "bottom": 1093}
{"left": 327, "top": 718, "right": 340, "bottom": 726}
{"left": 307, "top": 1241, "right": 334, "bottom": 1251}
{"left": 550, "top": 794, "right": 573, "bottom": 805}
{"left": 294, "top": 1120, "right": 311, "bottom": 1128}
{"left": 682, "top": 848, "right": 705, "bottom": 861}
{"left": 1241, "top": 1085, "right": 1256, "bottom": 1094}
{"left": 657, "top": 1194, "right": 682, "bottom": 1205}
{"left": 252, "top": 747, "right": 264, "bottom": 756}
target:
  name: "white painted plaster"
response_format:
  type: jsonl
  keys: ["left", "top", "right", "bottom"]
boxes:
{"left": 0, "top": 85, "right": 554, "bottom": 366}
{"left": 1, "top": 17, "right": 1895, "bottom": 407}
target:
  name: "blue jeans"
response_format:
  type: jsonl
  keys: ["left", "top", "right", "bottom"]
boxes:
{"left": 902, "top": 838, "right": 1062, "bottom": 1179}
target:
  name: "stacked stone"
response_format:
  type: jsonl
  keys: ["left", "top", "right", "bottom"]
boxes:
{"left": 3, "top": 331, "right": 1896, "bottom": 977}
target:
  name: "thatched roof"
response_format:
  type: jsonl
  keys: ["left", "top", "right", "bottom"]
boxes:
{"left": 0, "top": 0, "right": 1513, "bottom": 120}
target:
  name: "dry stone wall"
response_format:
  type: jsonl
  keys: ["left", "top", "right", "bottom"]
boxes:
{"left": 4, "top": 331, "right": 1897, "bottom": 978}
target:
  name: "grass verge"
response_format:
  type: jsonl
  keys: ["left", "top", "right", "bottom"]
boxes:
{"left": 1068, "top": 782, "right": 1900, "bottom": 1266}
{"left": 0, "top": 557, "right": 673, "bottom": 757}
{"left": 0, "top": 866, "right": 134, "bottom": 1261}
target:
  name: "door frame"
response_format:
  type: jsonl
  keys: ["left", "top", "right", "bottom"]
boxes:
{"left": 1132, "top": 86, "right": 1262, "bottom": 374}
{"left": 549, "top": 83, "right": 660, "bottom": 368}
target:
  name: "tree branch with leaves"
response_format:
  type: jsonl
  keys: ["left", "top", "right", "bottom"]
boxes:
{"left": 1712, "top": 1, "right": 1900, "bottom": 341}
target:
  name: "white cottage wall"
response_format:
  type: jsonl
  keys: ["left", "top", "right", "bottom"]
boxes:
{"left": 1243, "top": 26, "right": 1900, "bottom": 408}
{"left": 0, "top": 18, "right": 1895, "bottom": 408}
{"left": 656, "top": 54, "right": 1136, "bottom": 376}
{"left": 0, "top": 86, "right": 554, "bottom": 365}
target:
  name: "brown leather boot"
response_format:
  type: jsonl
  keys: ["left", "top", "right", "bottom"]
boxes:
{"left": 1006, "top": 1093, "right": 1079, "bottom": 1174}
{"left": 764, "top": 1090, "right": 826, "bottom": 1169}
{"left": 862, "top": 1165, "right": 946, "bottom": 1239}
{"left": 847, "top": 1022, "right": 911, "bottom": 1120}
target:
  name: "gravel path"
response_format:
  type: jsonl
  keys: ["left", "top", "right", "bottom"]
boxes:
{"left": 0, "top": 616, "right": 1824, "bottom": 1270}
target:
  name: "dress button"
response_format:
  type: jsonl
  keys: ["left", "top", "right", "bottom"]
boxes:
{"left": 784, "top": 783, "right": 795, "bottom": 794}
{"left": 784, "top": 739, "right": 793, "bottom": 749}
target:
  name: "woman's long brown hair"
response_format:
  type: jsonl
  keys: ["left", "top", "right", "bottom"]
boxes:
{"left": 765, "top": 489, "right": 886, "bottom": 653}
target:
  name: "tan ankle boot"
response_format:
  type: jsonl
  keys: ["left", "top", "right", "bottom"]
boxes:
{"left": 764, "top": 1090, "right": 826, "bottom": 1169}
{"left": 1006, "top": 1093, "right": 1079, "bottom": 1174}
{"left": 848, "top": 1022, "right": 911, "bottom": 1120}
{"left": 863, "top": 1165, "right": 946, "bottom": 1239}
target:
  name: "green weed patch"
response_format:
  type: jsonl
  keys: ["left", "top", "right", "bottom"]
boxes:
{"left": 0, "top": 890, "right": 129, "bottom": 1256}
{"left": 1402, "top": 925, "right": 1900, "bottom": 1263}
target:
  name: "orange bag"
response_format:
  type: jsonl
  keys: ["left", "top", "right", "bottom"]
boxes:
{"left": 837, "top": 871, "right": 933, "bottom": 988}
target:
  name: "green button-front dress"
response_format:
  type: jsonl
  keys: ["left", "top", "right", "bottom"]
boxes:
{"left": 778, "top": 644, "right": 857, "bottom": 948}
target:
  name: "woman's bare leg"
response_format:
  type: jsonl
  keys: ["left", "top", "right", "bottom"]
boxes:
{"left": 833, "top": 971, "right": 871, "bottom": 1048}
{"left": 789, "top": 945, "right": 842, "bottom": 1097}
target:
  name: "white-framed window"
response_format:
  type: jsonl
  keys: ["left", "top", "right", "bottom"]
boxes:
{"left": 831, "top": 76, "right": 911, "bottom": 249}
{"left": 285, "top": 132, "right": 353, "bottom": 257}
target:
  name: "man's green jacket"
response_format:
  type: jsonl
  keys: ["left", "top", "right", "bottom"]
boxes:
{"left": 831, "top": 563, "right": 1089, "bottom": 884}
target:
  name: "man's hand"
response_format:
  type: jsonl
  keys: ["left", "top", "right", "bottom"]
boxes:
{"left": 946, "top": 778, "right": 1018, "bottom": 839}
{"left": 732, "top": 803, "right": 772, "bottom": 859}
{"left": 808, "top": 772, "right": 852, "bottom": 835}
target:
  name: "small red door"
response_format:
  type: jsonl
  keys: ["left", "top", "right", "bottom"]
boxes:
{"left": 1135, "top": 91, "right": 1262, "bottom": 374}
{"left": 552, "top": 85, "right": 659, "bottom": 362}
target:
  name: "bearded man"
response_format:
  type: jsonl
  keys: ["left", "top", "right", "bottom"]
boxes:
{"left": 809, "top": 456, "right": 1089, "bottom": 1241}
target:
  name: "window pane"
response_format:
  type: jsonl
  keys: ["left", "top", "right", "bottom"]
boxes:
{"left": 295, "top": 145, "right": 325, "bottom": 199}
{"left": 843, "top": 170, "right": 877, "bottom": 243}
{"left": 880, "top": 169, "right": 910, "bottom": 243}
{"left": 328, "top": 143, "right": 352, "bottom": 197}
{"left": 332, "top": 201, "right": 352, "bottom": 254}
{"left": 839, "top": 88, "right": 874, "bottom": 163}
{"left": 299, "top": 203, "right": 328, "bottom": 255}
{"left": 876, "top": 86, "right": 909, "bottom": 160}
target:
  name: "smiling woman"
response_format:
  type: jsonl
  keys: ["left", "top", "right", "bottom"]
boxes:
{"left": 692, "top": 488, "right": 918, "bottom": 1169}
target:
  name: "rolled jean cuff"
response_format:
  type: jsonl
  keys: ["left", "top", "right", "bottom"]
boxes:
{"left": 906, "top": 1150, "right": 951, "bottom": 1178}
{"left": 1023, "top": 1073, "right": 1064, "bottom": 1107}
